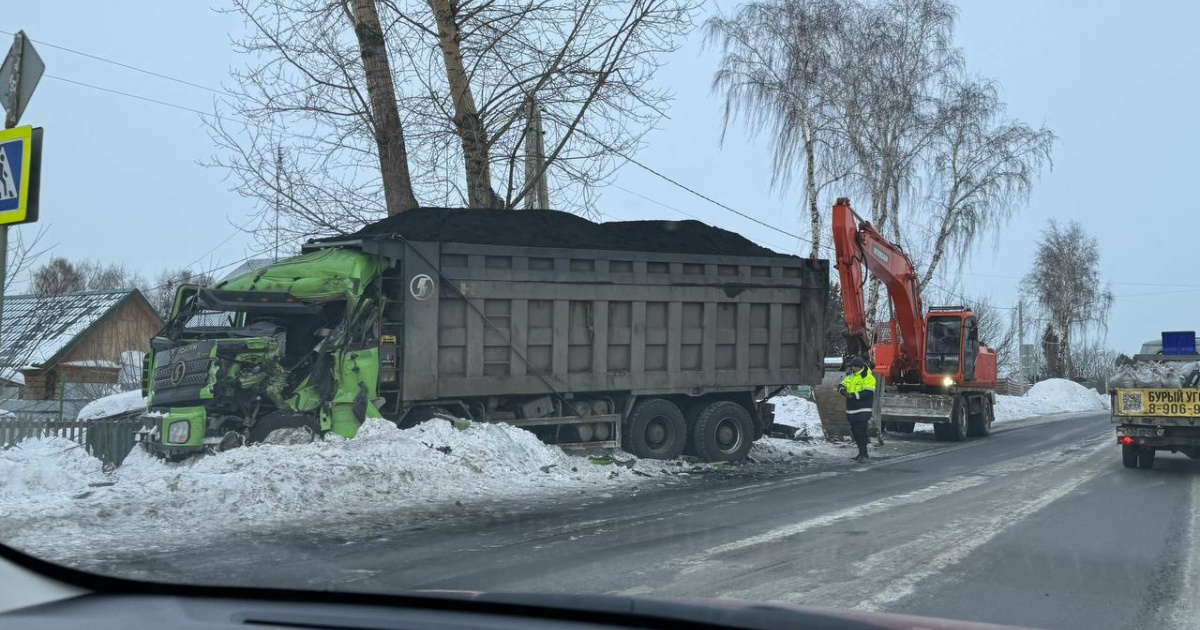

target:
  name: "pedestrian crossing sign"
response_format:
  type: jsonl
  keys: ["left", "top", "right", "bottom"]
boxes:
{"left": 0, "top": 125, "right": 41, "bottom": 226}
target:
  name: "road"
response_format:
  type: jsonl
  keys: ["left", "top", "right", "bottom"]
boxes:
{"left": 84, "top": 411, "right": 1200, "bottom": 630}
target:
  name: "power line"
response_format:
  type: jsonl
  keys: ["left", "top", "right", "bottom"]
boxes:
{"left": 0, "top": 29, "right": 230, "bottom": 96}
{"left": 43, "top": 74, "right": 342, "bottom": 149}
{"left": 609, "top": 184, "right": 805, "bottom": 256}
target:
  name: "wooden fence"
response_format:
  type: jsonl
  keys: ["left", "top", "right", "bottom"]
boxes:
{"left": 0, "top": 414, "right": 146, "bottom": 467}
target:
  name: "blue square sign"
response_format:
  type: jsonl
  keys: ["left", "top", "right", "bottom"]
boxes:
{"left": 0, "top": 125, "right": 40, "bottom": 225}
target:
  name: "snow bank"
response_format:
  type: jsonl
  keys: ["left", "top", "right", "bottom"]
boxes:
{"left": 104, "top": 419, "right": 647, "bottom": 524}
{"left": 77, "top": 390, "right": 146, "bottom": 421}
{"left": 994, "top": 378, "right": 1109, "bottom": 423}
{"left": 1, "top": 420, "right": 670, "bottom": 556}
{"left": 0, "top": 438, "right": 105, "bottom": 502}
{"left": 770, "top": 395, "right": 823, "bottom": 438}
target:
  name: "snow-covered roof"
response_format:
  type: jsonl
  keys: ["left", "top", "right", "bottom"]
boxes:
{"left": 0, "top": 368, "right": 24, "bottom": 386}
{"left": 62, "top": 360, "right": 122, "bottom": 369}
{"left": 219, "top": 258, "right": 275, "bottom": 283}
{"left": 77, "top": 389, "right": 147, "bottom": 421}
{"left": 0, "top": 290, "right": 149, "bottom": 369}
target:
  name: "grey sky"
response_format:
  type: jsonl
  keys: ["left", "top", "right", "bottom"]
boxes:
{"left": 5, "top": 0, "right": 1197, "bottom": 353}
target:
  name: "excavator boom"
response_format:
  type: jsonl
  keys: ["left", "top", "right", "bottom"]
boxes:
{"left": 832, "top": 197, "right": 925, "bottom": 381}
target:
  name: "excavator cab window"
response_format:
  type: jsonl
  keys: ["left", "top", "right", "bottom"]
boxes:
{"left": 963, "top": 316, "right": 979, "bottom": 382}
{"left": 925, "top": 316, "right": 962, "bottom": 375}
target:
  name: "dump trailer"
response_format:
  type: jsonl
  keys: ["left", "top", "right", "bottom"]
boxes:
{"left": 1111, "top": 332, "right": 1200, "bottom": 469}
{"left": 140, "top": 208, "right": 828, "bottom": 462}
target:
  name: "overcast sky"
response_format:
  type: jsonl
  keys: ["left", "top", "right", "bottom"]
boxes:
{"left": 5, "top": 0, "right": 1199, "bottom": 353}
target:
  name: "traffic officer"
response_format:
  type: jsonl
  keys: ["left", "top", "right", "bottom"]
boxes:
{"left": 838, "top": 356, "right": 876, "bottom": 462}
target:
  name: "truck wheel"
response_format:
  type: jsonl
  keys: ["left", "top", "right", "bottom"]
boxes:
{"left": 624, "top": 399, "right": 687, "bottom": 460}
{"left": 967, "top": 396, "right": 992, "bottom": 437}
{"left": 248, "top": 411, "right": 320, "bottom": 444}
{"left": 1122, "top": 445, "right": 1138, "bottom": 468}
{"left": 691, "top": 401, "right": 754, "bottom": 462}
{"left": 945, "top": 396, "right": 968, "bottom": 442}
{"left": 1138, "top": 448, "right": 1156, "bottom": 469}
{"left": 894, "top": 422, "right": 915, "bottom": 434}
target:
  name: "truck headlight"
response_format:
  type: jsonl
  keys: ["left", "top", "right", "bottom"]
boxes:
{"left": 167, "top": 419, "right": 190, "bottom": 444}
{"left": 942, "top": 376, "right": 955, "bottom": 388}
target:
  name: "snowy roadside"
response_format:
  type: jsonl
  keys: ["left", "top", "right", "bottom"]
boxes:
{"left": 0, "top": 411, "right": 874, "bottom": 560}
{"left": 3, "top": 381, "right": 1098, "bottom": 560}
{"left": 994, "top": 378, "right": 1109, "bottom": 424}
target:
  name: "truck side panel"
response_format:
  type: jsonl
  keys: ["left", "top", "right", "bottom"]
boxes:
{"left": 400, "top": 242, "right": 827, "bottom": 403}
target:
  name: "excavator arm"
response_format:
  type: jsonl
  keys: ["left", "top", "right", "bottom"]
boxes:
{"left": 832, "top": 197, "right": 925, "bottom": 380}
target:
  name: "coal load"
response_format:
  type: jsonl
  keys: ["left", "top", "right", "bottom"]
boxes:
{"left": 327, "top": 207, "right": 791, "bottom": 259}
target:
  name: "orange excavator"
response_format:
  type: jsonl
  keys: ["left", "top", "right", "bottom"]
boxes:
{"left": 832, "top": 197, "right": 998, "bottom": 440}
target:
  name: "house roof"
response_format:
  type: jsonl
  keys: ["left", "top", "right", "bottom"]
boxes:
{"left": 219, "top": 258, "right": 275, "bottom": 283}
{"left": 0, "top": 289, "right": 158, "bottom": 369}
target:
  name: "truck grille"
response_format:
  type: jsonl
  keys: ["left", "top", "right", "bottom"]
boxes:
{"left": 153, "top": 358, "right": 212, "bottom": 392}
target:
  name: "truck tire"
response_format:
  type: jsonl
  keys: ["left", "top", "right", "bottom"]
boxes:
{"left": 1122, "top": 445, "right": 1138, "bottom": 468}
{"left": 1138, "top": 448, "right": 1156, "bottom": 469}
{"left": 624, "top": 398, "right": 687, "bottom": 460}
{"left": 894, "top": 421, "right": 915, "bottom": 434}
{"left": 967, "top": 396, "right": 992, "bottom": 437}
{"left": 691, "top": 400, "right": 754, "bottom": 462}
{"left": 247, "top": 411, "right": 320, "bottom": 444}
{"left": 942, "top": 396, "right": 968, "bottom": 442}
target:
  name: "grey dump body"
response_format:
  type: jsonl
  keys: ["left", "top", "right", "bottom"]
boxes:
{"left": 308, "top": 235, "right": 828, "bottom": 452}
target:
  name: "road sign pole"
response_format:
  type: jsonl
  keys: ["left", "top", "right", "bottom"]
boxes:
{"left": 0, "top": 32, "right": 24, "bottom": 341}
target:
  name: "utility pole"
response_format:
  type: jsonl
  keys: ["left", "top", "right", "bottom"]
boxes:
{"left": 523, "top": 95, "right": 549, "bottom": 210}
{"left": 0, "top": 32, "right": 23, "bottom": 342}
{"left": 1017, "top": 298, "right": 1024, "bottom": 381}
{"left": 274, "top": 145, "right": 282, "bottom": 261}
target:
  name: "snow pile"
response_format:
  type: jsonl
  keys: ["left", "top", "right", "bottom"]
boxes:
{"left": 105, "top": 419, "right": 642, "bottom": 523}
{"left": 0, "top": 419, "right": 668, "bottom": 556}
{"left": 77, "top": 390, "right": 146, "bottom": 421}
{"left": 770, "top": 395, "right": 823, "bottom": 438}
{"left": 994, "top": 378, "right": 1109, "bottom": 423}
{"left": 0, "top": 438, "right": 105, "bottom": 502}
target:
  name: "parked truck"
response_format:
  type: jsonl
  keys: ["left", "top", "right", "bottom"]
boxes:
{"left": 139, "top": 209, "right": 828, "bottom": 462}
{"left": 1111, "top": 331, "right": 1200, "bottom": 469}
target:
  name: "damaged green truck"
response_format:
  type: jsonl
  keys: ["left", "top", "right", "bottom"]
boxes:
{"left": 140, "top": 209, "right": 827, "bottom": 462}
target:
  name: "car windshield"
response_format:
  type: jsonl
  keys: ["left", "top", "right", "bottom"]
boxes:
{"left": 2, "top": 3, "right": 1195, "bottom": 630}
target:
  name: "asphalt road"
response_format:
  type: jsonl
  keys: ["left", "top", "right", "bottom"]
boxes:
{"left": 85, "top": 412, "right": 1200, "bottom": 630}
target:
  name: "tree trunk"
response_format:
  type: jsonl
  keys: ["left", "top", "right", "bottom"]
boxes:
{"left": 428, "top": 0, "right": 501, "bottom": 208}
{"left": 889, "top": 177, "right": 901, "bottom": 245}
{"left": 350, "top": 0, "right": 419, "bottom": 214}
{"left": 804, "top": 134, "right": 820, "bottom": 259}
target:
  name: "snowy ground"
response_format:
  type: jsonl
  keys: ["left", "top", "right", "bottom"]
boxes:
{"left": 0, "top": 413, "right": 883, "bottom": 560}
{"left": 994, "top": 378, "right": 1109, "bottom": 424}
{"left": 1, "top": 380, "right": 1104, "bottom": 560}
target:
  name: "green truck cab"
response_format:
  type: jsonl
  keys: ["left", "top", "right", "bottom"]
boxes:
{"left": 140, "top": 248, "right": 385, "bottom": 459}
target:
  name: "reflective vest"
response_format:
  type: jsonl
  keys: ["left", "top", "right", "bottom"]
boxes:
{"left": 842, "top": 368, "right": 877, "bottom": 416}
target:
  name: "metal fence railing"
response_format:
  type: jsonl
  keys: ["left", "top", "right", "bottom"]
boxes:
{"left": 994, "top": 379, "right": 1033, "bottom": 396}
{"left": 0, "top": 415, "right": 145, "bottom": 467}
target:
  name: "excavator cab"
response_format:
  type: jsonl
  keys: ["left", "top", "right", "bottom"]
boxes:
{"left": 923, "top": 307, "right": 976, "bottom": 386}
{"left": 920, "top": 307, "right": 997, "bottom": 388}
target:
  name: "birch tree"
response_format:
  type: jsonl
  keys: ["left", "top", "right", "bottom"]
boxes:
{"left": 704, "top": 0, "right": 849, "bottom": 258}
{"left": 1024, "top": 220, "right": 1113, "bottom": 379}
{"left": 919, "top": 79, "right": 1055, "bottom": 285}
